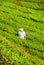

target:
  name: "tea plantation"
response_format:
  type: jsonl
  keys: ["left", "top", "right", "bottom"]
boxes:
{"left": 0, "top": 0, "right": 44, "bottom": 65}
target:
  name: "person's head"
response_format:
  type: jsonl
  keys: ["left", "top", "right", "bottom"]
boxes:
{"left": 19, "top": 28, "right": 24, "bottom": 32}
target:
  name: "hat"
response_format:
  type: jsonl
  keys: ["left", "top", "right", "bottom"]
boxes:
{"left": 19, "top": 28, "right": 24, "bottom": 32}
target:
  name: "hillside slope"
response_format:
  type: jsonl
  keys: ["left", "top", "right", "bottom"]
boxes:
{"left": 0, "top": 0, "right": 44, "bottom": 65}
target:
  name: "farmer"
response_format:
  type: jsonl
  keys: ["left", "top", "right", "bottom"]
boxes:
{"left": 18, "top": 28, "right": 26, "bottom": 39}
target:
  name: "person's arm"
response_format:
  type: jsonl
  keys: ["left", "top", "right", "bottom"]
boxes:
{"left": 24, "top": 32, "right": 26, "bottom": 38}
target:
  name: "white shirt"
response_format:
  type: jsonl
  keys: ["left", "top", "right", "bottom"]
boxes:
{"left": 18, "top": 31, "right": 26, "bottom": 39}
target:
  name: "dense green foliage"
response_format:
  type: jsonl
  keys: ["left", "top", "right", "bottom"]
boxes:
{"left": 0, "top": 0, "right": 44, "bottom": 65}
